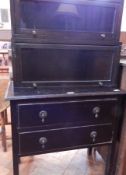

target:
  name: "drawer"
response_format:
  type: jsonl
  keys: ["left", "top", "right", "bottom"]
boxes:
{"left": 19, "top": 125, "right": 112, "bottom": 155}
{"left": 17, "top": 99, "right": 117, "bottom": 128}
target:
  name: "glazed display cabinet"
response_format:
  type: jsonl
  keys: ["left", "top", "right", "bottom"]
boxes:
{"left": 7, "top": 0, "right": 126, "bottom": 174}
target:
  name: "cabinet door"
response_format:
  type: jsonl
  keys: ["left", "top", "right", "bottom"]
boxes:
{"left": 13, "top": 44, "right": 120, "bottom": 88}
{"left": 11, "top": 0, "right": 122, "bottom": 45}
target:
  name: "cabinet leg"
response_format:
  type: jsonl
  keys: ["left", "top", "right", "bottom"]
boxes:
{"left": 1, "top": 111, "right": 7, "bottom": 152}
{"left": 87, "top": 147, "right": 93, "bottom": 156}
{"left": 104, "top": 143, "right": 118, "bottom": 175}
{"left": 13, "top": 156, "right": 19, "bottom": 175}
{"left": 104, "top": 145, "right": 112, "bottom": 175}
{"left": 18, "top": 157, "right": 21, "bottom": 164}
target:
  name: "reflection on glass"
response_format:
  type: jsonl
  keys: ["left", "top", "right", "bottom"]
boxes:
{"left": 20, "top": 0, "right": 115, "bottom": 32}
{"left": 56, "top": 3, "right": 79, "bottom": 16}
{"left": 54, "top": 3, "right": 80, "bottom": 30}
{"left": 21, "top": 48, "right": 112, "bottom": 82}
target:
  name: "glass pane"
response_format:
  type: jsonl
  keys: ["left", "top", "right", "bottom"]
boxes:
{"left": 21, "top": 48, "right": 113, "bottom": 82}
{"left": 1, "top": 9, "right": 9, "bottom": 22}
{"left": 20, "top": 0, "right": 115, "bottom": 32}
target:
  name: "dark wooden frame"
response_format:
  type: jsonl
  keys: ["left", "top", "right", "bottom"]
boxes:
{"left": 12, "top": 43, "right": 121, "bottom": 88}
{"left": 10, "top": 0, "right": 123, "bottom": 45}
{"left": 9, "top": 0, "right": 126, "bottom": 175}
{"left": 8, "top": 91, "right": 125, "bottom": 175}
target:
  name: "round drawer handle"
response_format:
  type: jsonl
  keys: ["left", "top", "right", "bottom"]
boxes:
{"left": 32, "top": 30, "right": 37, "bottom": 36}
{"left": 90, "top": 131, "right": 97, "bottom": 143}
{"left": 39, "top": 137, "right": 47, "bottom": 149}
{"left": 99, "top": 81, "right": 103, "bottom": 86}
{"left": 39, "top": 110, "right": 48, "bottom": 123}
{"left": 92, "top": 107, "right": 100, "bottom": 118}
{"left": 100, "top": 33, "right": 106, "bottom": 38}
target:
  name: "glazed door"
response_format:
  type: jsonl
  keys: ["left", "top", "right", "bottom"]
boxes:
{"left": 13, "top": 43, "right": 120, "bottom": 87}
{"left": 11, "top": 0, "right": 122, "bottom": 45}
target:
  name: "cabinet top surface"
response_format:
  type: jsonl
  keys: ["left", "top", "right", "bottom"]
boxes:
{"left": 5, "top": 81, "right": 126, "bottom": 100}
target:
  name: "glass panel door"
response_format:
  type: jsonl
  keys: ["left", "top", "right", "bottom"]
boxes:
{"left": 19, "top": 47, "right": 115, "bottom": 82}
{"left": 20, "top": 0, "right": 116, "bottom": 33}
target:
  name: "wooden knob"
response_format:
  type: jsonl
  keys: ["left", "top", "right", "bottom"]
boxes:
{"left": 93, "top": 107, "right": 100, "bottom": 118}
{"left": 100, "top": 33, "right": 106, "bottom": 38}
{"left": 90, "top": 131, "right": 97, "bottom": 142}
{"left": 39, "top": 110, "right": 48, "bottom": 123}
{"left": 39, "top": 137, "right": 47, "bottom": 149}
{"left": 32, "top": 30, "right": 37, "bottom": 36}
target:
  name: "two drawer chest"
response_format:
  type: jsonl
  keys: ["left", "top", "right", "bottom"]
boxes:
{"left": 7, "top": 85, "right": 126, "bottom": 175}
{"left": 18, "top": 98, "right": 116, "bottom": 155}
{"left": 7, "top": 0, "right": 126, "bottom": 174}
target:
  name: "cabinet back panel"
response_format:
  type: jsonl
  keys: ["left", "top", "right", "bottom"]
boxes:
{"left": 21, "top": 48, "right": 112, "bottom": 81}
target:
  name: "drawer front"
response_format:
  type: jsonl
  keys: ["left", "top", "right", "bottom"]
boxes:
{"left": 19, "top": 125, "right": 112, "bottom": 155}
{"left": 18, "top": 99, "right": 117, "bottom": 128}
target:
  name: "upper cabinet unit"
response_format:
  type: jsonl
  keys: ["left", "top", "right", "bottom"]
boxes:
{"left": 11, "top": 0, "right": 123, "bottom": 45}
{"left": 12, "top": 43, "right": 121, "bottom": 88}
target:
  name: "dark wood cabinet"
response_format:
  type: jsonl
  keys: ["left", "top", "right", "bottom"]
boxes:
{"left": 7, "top": 0, "right": 126, "bottom": 174}
{"left": 7, "top": 88, "right": 126, "bottom": 175}
{"left": 13, "top": 43, "right": 121, "bottom": 87}
{"left": 11, "top": 0, "right": 123, "bottom": 45}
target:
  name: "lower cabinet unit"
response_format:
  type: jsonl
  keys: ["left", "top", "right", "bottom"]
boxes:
{"left": 6, "top": 85, "right": 126, "bottom": 175}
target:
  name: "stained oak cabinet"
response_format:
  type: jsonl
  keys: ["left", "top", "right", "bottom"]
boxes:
{"left": 11, "top": 0, "right": 123, "bottom": 45}
{"left": 7, "top": 0, "right": 126, "bottom": 175}
{"left": 13, "top": 44, "right": 120, "bottom": 87}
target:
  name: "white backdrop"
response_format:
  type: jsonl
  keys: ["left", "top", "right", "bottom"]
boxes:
{"left": 0, "top": 0, "right": 11, "bottom": 30}
{"left": 121, "top": 0, "right": 126, "bottom": 31}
